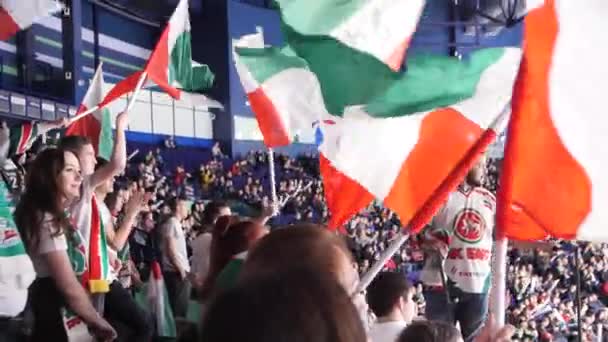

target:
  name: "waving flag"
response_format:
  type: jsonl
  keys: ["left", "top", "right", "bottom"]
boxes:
{"left": 66, "top": 63, "right": 114, "bottom": 160}
{"left": 498, "top": 0, "right": 608, "bottom": 242}
{"left": 232, "top": 0, "right": 425, "bottom": 148}
{"left": 0, "top": 0, "right": 61, "bottom": 40}
{"left": 99, "top": 0, "right": 217, "bottom": 110}
{"left": 149, "top": 261, "right": 177, "bottom": 338}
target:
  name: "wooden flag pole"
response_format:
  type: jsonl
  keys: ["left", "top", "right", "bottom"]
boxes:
{"left": 358, "top": 232, "right": 410, "bottom": 291}
{"left": 124, "top": 71, "right": 148, "bottom": 113}
{"left": 489, "top": 236, "right": 509, "bottom": 327}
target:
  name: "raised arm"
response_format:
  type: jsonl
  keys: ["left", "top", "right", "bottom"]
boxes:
{"left": 89, "top": 111, "right": 128, "bottom": 189}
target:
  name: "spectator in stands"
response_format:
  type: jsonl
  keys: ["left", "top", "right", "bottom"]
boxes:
{"left": 398, "top": 320, "right": 462, "bottom": 342}
{"left": 200, "top": 216, "right": 267, "bottom": 300}
{"left": 190, "top": 201, "right": 231, "bottom": 291}
{"left": 161, "top": 195, "right": 192, "bottom": 318}
{"left": 367, "top": 272, "right": 417, "bottom": 341}
{"left": 240, "top": 224, "right": 372, "bottom": 331}
{"left": 94, "top": 158, "right": 151, "bottom": 342}
{"left": 16, "top": 148, "right": 116, "bottom": 341}
{"left": 201, "top": 268, "right": 367, "bottom": 342}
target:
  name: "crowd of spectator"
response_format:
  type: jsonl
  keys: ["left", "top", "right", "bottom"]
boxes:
{"left": 7, "top": 131, "right": 608, "bottom": 341}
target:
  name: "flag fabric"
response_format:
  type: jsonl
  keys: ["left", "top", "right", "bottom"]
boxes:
{"left": 148, "top": 261, "right": 177, "bottom": 338}
{"left": 8, "top": 122, "right": 38, "bottom": 156}
{"left": 0, "top": 0, "right": 61, "bottom": 40}
{"left": 318, "top": 49, "right": 519, "bottom": 230}
{"left": 80, "top": 196, "right": 110, "bottom": 294}
{"left": 232, "top": 0, "right": 425, "bottom": 147}
{"left": 66, "top": 63, "right": 114, "bottom": 160}
{"left": 99, "top": 0, "right": 215, "bottom": 108}
{"left": 273, "top": 0, "right": 426, "bottom": 71}
{"left": 497, "top": 0, "right": 608, "bottom": 242}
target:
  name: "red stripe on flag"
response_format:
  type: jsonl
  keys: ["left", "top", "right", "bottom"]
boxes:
{"left": 384, "top": 108, "right": 486, "bottom": 233}
{"left": 99, "top": 71, "right": 143, "bottom": 108}
{"left": 497, "top": 0, "right": 590, "bottom": 241}
{"left": 87, "top": 197, "right": 102, "bottom": 282}
{"left": 247, "top": 89, "right": 291, "bottom": 147}
{"left": 320, "top": 154, "right": 375, "bottom": 230}
{"left": 0, "top": 7, "right": 20, "bottom": 41}
{"left": 16, "top": 123, "right": 33, "bottom": 155}
{"left": 145, "top": 26, "right": 180, "bottom": 99}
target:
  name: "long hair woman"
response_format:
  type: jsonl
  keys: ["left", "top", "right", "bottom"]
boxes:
{"left": 15, "top": 148, "right": 116, "bottom": 341}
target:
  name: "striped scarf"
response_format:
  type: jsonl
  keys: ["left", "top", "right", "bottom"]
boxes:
{"left": 81, "top": 196, "right": 110, "bottom": 293}
{"left": 62, "top": 214, "right": 95, "bottom": 341}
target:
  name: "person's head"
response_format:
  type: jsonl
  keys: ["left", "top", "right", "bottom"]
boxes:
{"left": 58, "top": 135, "right": 96, "bottom": 175}
{"left": 142, "top": 211, "right": 155, "bottom": 232}
{"left": 94, "top": 158, "right": 115, "bottom": 196}
{"left": 241, "top": 224, "right": 357, "bottom": 295}
{"left": 466, "top": 153, "right": 487, "bottom": 187}
{"left": 200, "top": 216, "right": 267, "bottom": 299}
{"left": 168, "top": 195, "right": 190, "bottom": 220}
{"left": 15, "top": 148, "right": 82, "bottom": 251}
{"left": 201, "top": 268, "right": 366, "bottom": 342}
{"left": 398, "top": 320, "right": 463, "bottom": 342}
{"left": 367, "top": 272, "right": 417, "bottom": 323}
{"left": 202, "top": 200, "right": 231, "bottom": 226}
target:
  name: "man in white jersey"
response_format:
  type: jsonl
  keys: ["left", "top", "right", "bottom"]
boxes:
{"left": 421, "top": 155, "right": 494, "bottom": 342}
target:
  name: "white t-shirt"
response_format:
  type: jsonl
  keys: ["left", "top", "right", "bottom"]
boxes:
{"left": 30, "top": 215, "right": 68, "bottom": 278}
{"left": 369, "top": 321, "right": 407, "bottom": 342}
{"left": 191, "top": 232, "right": 212, "bottom": 282}
{"left": 425, "top": 185, "right": 496, "bottom": 294}
{"left": 161, "top": 217, "right": 190, "bottom": 273}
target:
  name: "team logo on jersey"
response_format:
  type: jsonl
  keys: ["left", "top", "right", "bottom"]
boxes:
{"left": 453, "top": 209, "right": 486, "bottom": 244}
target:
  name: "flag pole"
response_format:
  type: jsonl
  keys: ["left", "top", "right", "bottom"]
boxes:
{"left": 358, "top": 232, "right": 410, "bottom": 291}
{"left": 267, "top": 147, "right": 279, "bottom": 214}
{"left": 124, "top": 71, "right": 148, "bottom": 112}
{"left": 575, "top": 246, "right": 583, "bottom": 342}
{"left": 489, "top": 235, "right": 508, "bottom": 327}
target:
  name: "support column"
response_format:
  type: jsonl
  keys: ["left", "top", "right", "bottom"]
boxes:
{"left": 61, "top": 0, "right": 86, "bottom": 105}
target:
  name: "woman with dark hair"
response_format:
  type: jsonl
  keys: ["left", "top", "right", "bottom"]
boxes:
{"left": 15, "top": 148, "right": 116, "bottom": 341}
{"left": 201, "top": 268, "right": 367, "bottom": 342}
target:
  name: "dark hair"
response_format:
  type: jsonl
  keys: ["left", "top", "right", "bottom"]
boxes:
{"left": 241, "top": 224, "right": 353, "bottom": 283}
{"left": 15, "top": 148, "right": 74, "bottom": 251}
{"left": 105, "top": 191, "right": 120, "bottom": 213}
{"left": 201, "top": 268, "right": 367, "bottom": 342}
{"left": 367, "top": 272, "right": 413, "bottom": 317}
{"left": 200, "top": 216, "right": 266, "bottom": 299}
{"left": 398, "top": 320, "right": 461, "bottom": 342}
{"left": 58, "top": 135, "right": 92, "bottom": 156}
{"left": 167, "top": 195, "right": 188, "bottom": 213}
{"left": 202, "top": 200, "right": 229, "bottom": 225}
{"left": 95, "top": 157, "right": 108, "bottom": 171}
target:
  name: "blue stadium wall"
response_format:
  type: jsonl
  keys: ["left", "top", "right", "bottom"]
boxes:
{"left": 0, "top": 0, "right": 522, "bottom": 157}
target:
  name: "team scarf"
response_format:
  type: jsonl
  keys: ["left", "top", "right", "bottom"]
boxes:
{"left": 62, "top": 213, "right": 95, "bottom": 341}
{"left": 82, "top": 196, "right": 110, "bottom": 293}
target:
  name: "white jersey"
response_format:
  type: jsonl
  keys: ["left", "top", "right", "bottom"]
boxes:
{"left": 425, "top": 185, "right": 495, "bottom": 294}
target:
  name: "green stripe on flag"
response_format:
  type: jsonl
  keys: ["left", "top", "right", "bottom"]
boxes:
{"left": 98, "top": 108, "right": 114, "bottom": 161}
{"left": 280, "top": 24, "right": 505, "bottom": 117}
{"left": 169, "top": 32, "right": 215, "bottom": 92}
{"left": 272, "top": 0, "right": 366, "bottom": 35}
{"left": 236, "top": 46, "right": 309, "bottom": 85}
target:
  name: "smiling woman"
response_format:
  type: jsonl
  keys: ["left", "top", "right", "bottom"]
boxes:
{"left": 14, "top": 148, "right": 116, "bottom": 342}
